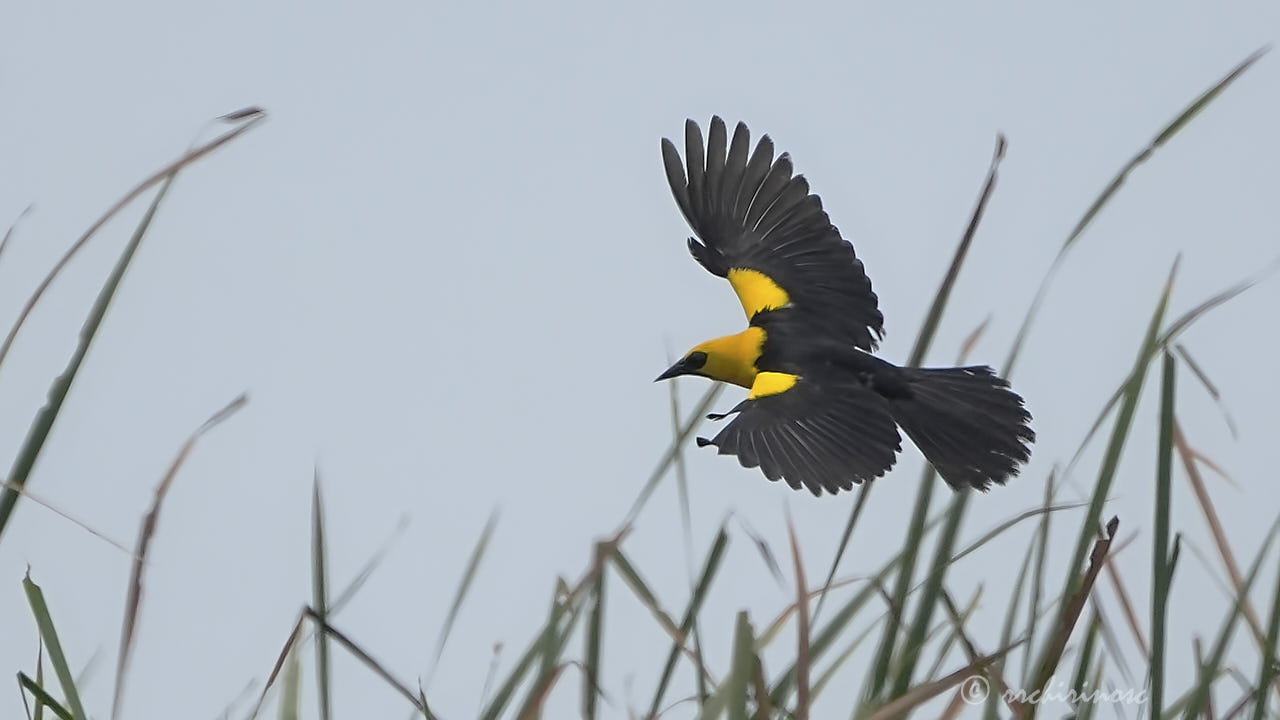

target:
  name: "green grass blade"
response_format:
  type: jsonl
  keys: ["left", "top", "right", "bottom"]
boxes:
{"left": 22, "top": 573, "right": 87, "bottom": 720}
{"left": 1249, "top": 535, "right": 1280, "bottom": 720}
{"left": 772, "top": 500, "right": 1069, "bottom": 708}
{"left": 727, "top": 613, "right": 756, "bottom": 720}
{"left": 921, "top": 587, "right": 981, "bottom": 682}
{"left": 17, "top": 673, "right": 73, "bottom": 720}
{"left": 480, "top": 548, "right": 603, "bottom": 720}
{"left": 623, "top": 382, "right": 724, "bottom": 529}
{"left": 1075, "top": 657, "right": 1105, "bottom": 720}
{"left": 822, "top": 137, "right": 1006, "bottom": 664}
{"left": 1002, "top": 48, "right": 1267, "bottom": 376}
{"left": 908, "top": 134, "right": 1006, "bottom": 368}
{"left": 427, "top": 509, "right": 498, "bottom": 684}
{"left": 506, "top": 576, "right": 591, "bottom": 720}
{"left": 302, "top": 607, "right": 434, "bottom": 717}
{"left": 311, "top": 473, "right": 332, "bottom": 720}
{"left": 1068, "top": 612, "right": 1101, "bottom": 712}
{"left": 1157, "top": 258, "right": 1278, "bottom": 349}
{"left": 929, "top": 589, "right": 1009, "bottom": 716}
{"left": 1174, "top": 420, "right": 1280, "bottom": 694}
{"left": 278, "top": 645, "right": 301, "bottom": 720}
{"left": 329, "top": 514, "right": 409, "bottom": 615}
{"left": 737, "top": 517, "right": 785, "bottom": 588}
{"left": 668, "top": 362, "right": 697, "bottom": 583}
{"left": 865, "top": 501, "right": 1084, "bottom": 707}
{"left": 1160, "top": 668, "right": 1228, "bottom": 719}
{"left": 1151, "top": 351, "right": 1177, "bottom": 717}
{"left": 1151, "top": 46, "right": 1269, "bottom": 143}
{"left": 863, "top": 470, "right": 935, "bottom": 702}
{"left": 34, "top": 612, "right": 46, "bottom": 720}
{"left": 1022, "top": 470, "right": 1057, "bottom": 684}
{"left": 1173, "top": 343, "right": 1238, "bottom": 439}
{"left": 696, "top": 611, "right": 756, "bottom": 720}
{"left": 813, "top": 485, "right": 872, "bottom": 624}
{"left": 0, "top": 109, "right": 265, "bottom": 540}
{"left": 581, "top": 542, "right": 607, "bottom": 720}
{"left": 514, "top": 594, "right": 586, "bottom": 720}
{"left": 1062, "top": 261, "right": 1271, "bottom": 484}
{"left": 0, "top": 179, "right": 169, "bottom": 543}
{"left": 0, "top": 109, "right": 265, "bottom": 375}
{"left": 1182, "top": 513, "right": 1280, "bottom": 718}
{"left": 890, "top": 491, "right": 969, "bottom": 697}
{"left": 1091, "top": 598, "right": 1137, "bottom": 694}
{"left": 862, "top": 641, "right": 1021, "bottom": 720}
{"left": 774, "top": 554, "right": 895, "bottom": 709}
{"left": 612, "top": 550, "right": 682, "bottom": 639}
{"left": 648, "top": 526, "right": 728, "bottom": 718}
{"left": 476, "top": 619, "right": 551, "bottom": 720}
{"left": 691, "top": 620, "right": 709, "bottom": 709}
{"left": 873, "top": 135, "right": 1006, "bottom": 662}
{"left": 946, "top": 501, "right": 1088, "bottom": 570}
{"left": 988, "top": 541, "right": 1034, "bottom": 720}
{"left": 761, "top": 579, "right": 860, "bottom": 651}
{"left": 811, "top": 622, "right": 879, "bottom": 701}
{"left": 1024, "top": 260, "right": 1178, "bottom": 711}
{"left": 666, "top": 378, "right": 713, "bottom": 706}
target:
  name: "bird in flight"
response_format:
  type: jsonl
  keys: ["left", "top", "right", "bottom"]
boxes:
{"left": 655, "top": 117, "right": 1034, "bottom": 495}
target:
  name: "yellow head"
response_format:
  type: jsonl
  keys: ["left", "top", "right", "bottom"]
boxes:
{"left": 655, "top": 327, "right": 765, "bottom": 389}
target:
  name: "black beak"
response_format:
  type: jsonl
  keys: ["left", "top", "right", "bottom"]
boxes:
{"left": 655, "top": 358, "right": 694, "bottom": 382}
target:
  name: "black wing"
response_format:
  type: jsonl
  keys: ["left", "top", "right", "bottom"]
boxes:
{"left": 661, "top": 116, "right": 885, "bottom": 351}
{"left": 697, "top": 374, "right": 902, "bottom": 496}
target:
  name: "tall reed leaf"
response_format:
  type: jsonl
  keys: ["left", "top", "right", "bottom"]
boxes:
{"left": 0, "top": 109, "right": 265, "bottom": 539}
{"left": 1002, "top": 49, "right": 1267, "bottom": 376}
{"left": 23, "top": 573, "right": 87, "bottom": 720}
{"left": 1151, "top": 352, "right": 1177, "bottom": 717}
{"left": 1181, "top": 514, "right": 1280, "bottom": 718}
{"left": 311, "top": 474, "right": 332, "bottom": 720}
{"left": 865, "top": 135, "right": 1007, "bottom": 704}
{"left": 1024, "top": 259, "right": 1178, "bottom": 712}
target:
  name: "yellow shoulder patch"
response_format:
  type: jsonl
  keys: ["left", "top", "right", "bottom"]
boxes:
{"left": 728, "top": 268, "right": 790, "bottom": 318}
{"left": 748, "top": 371, "right": 800, "bottom": 399}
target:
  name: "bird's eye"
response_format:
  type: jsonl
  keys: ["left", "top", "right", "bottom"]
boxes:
{"left": 686, "top": 351, "right": 708, "bottom": 368}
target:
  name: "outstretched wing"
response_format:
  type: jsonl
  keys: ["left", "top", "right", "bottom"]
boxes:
{"left": 697, "top": 373, "right": 902, "bottom": 496}
{"left": 662, "top": 116, "right": 885, "bottom": 351}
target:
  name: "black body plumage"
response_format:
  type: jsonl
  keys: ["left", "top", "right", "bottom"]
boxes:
{"left": 661, "top": 117, "right": 1035, "bottom": 495}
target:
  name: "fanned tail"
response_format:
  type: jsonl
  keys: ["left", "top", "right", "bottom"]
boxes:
{"left": 887, "top": 366, "right": 1034, "bottom": 491}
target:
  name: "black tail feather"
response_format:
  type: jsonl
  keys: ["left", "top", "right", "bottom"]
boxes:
{"left": 887, "top": 366, "right": 1034, "bottom": 491}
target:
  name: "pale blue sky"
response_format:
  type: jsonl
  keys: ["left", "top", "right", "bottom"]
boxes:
{"left": 2, "top": 2, "right": 1279, "bottom": 718}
